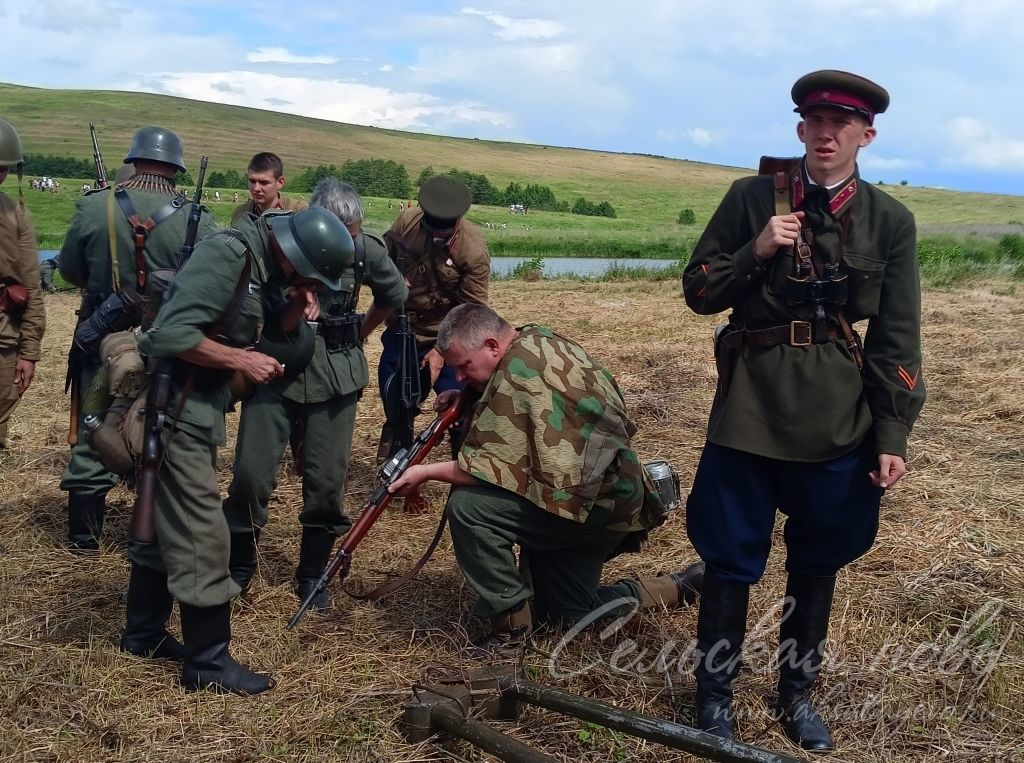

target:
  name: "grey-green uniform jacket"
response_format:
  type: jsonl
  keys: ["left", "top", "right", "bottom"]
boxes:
{"left": 58, "top": 182, "right": 218, "bottom": 294}
{"left": 137, "top": 215, "right": 272, "bottom": 444}
{"left": 682, "top": 163, "right": 925, "bottom": 462}
{"left": 274, "top": 231, "right": 407, "bottom": 404}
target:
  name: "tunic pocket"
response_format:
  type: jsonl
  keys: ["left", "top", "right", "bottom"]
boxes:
{"left": 843, "top": 254, "right": 885, "bottom": 321}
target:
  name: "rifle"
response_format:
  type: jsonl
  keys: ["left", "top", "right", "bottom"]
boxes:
{"left": 129, "top": 157, "right": 208, "bottom": 544}
{"left": 89, "top": 123, "right": 107, "bottom": 189}
{"left": 288, "top": 391, "right": 469, "bottom": 629}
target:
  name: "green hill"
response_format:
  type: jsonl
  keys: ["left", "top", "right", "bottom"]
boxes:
{"left": 5, "top": 81, "right": 1024, "bottom": 281}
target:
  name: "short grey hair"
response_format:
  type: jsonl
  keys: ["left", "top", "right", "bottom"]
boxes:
{"left": 437, "top": 304, "right": 512, "bottom": 352}
{"left": 310, "top": 177, "right": 364, "bottom": 226}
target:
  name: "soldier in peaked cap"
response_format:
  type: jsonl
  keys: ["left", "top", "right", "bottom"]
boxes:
{"left": 58, "top": 126, "right": 217, "bottom": 555}
{"left": 682, "top": 70, "right": 925, "bottom": 751}
{"left": 375, "top": 175, "right": 490, "bottom": 501}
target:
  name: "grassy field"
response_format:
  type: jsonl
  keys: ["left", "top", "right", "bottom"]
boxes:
{"left": 1, "top": 280, "right": 1021, "bottom": 762}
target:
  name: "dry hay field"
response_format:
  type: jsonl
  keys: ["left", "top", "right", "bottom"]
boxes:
{"left": 1, "top": 280, "right": 1022, "bottom": 763}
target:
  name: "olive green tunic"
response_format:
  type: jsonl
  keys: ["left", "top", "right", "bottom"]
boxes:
{"left": 222, "top": 230, "right": 408, "bottom": 535}
{"left": 57, "top": 178, "right": 218, "bottom": 496}
{"left": 134, "top": 215, "right": 272, "bottom": 607}
{"left": 682, "top": 163, "right": 925, "bottom": 461}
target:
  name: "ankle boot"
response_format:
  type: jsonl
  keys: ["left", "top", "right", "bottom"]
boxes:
{"left": 120, "top": 563, "right": 184, "bottom": 660}
{"left": 468, "top": 601, "right": 533, "bottom": 658}
{"left": 228, "top": 529, "right": 261, "bottom": 593}
{"left": 637, "top": 561, "right": 705, "bottom": 608}
{"left": 295, "top": 527, "right": 337, "bottom": 612}
{"left": 775, "top": 574, "right": 836, "bottom": 752}
{"left": 67, "top": 492, "right": 106, "bottom": 551}
{"left": 694, "top": 572, "right": 749, "bottom": 740}
{"left": 180, "top": 602, "right": 273, "bottom": 695}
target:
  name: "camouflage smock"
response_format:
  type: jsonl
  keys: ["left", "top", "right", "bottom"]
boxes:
{"left": 458, "top": 325, "right": 648, "bottom": 532}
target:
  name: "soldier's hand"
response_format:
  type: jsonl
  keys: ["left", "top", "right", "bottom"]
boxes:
{"left": 388, "top": 464, "right": 428, "bottom": 496}
{"left": 433, "top": 389, "right": 459, "bottom": 412}
{"left": 753, "top": 211, "right": 805, "bottom": 261}
{"left": 421, "top": 347, "right": 444, "bottom": 385}
{"left": 290, "top": 287, "right": 320, "bottom": 321}
{"left": 14, "top": 358, "right": 36, "bottom": 396}
{"left": 869, "top": 454, "right": 907, "bottom": 489}
{"left": 236, "top": 350, "right": 285, "bottom": 384}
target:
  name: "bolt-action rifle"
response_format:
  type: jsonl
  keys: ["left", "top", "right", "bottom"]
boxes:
{"left": 89, "top": 123, "right": 107, "bottom": 189}
{"left": 288, "top": 390, "right": 470, "bottom": 628}
{"left": 129, "top": 157, "right": 208, "bottom": 544}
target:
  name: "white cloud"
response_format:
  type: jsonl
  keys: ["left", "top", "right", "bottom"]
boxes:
{"left": 379, "top": 64, "right": 394, "bottom": 72}
{"left": 656, "top": 128, "right": 717, "bottom": 147}
{"left": 945, "top": 117, "right": 1024, "bottom": 171}
{"left": 460, "top": 7, "right": 563, "bottom": 41}
{"left": 860, "top": 156, "right": 924, "bottom": 171}
{"left": 246, "top": 47, "right": 337, "bottom": 65}
{"left": 122, "top": 70, "right": 511, "bottom": 132}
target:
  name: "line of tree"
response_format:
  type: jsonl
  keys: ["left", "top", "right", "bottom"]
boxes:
{"left": 206, "top": 169, "right": 246, "bottom": 189}
{"left": 23, "top": 154, "right": 97, "bottom": 178}
{"left": 291, "top": 159, "right": 412, "bottom": 198}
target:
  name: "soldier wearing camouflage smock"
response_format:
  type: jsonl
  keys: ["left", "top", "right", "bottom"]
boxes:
{"left": 681, "top": 71, "right": 925, "bottom": 750}
{"left": 389, "top": 304, "right": 703, "bottom": 654}
{"left": 0, "top": 118, "right": 45, "bottom": 450}
{"left": 131, "top": 207, "right": 355, "bottom": 695}
{"left": 58, "top": 127, "right": 217, "bottom": 552}
{"left": 222, "top": 179, "right": 407, "bottom": 611}
{"left": 377, "top": 176, "right": 490, "bottom": 472}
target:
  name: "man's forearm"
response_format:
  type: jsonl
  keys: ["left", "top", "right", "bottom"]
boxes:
{"left": 362, "top": 303, "right": 392, "bottom": 339}
{"left": 177, "top": 338, "right": 248, "bottom": 370}
{"left": 419, "top": 460, "right": 480, "bottom": 487}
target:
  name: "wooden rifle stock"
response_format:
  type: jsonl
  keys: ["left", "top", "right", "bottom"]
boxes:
{"left": 288, "top": 392, "right": 469, "bottom": 628}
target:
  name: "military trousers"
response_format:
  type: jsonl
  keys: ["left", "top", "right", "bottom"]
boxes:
{"left": 446, "top": 484, "right": 644, "bottom": 627}
{"left": 59, "top": 361, "right": 119, "bottom": 497}
{"left": 686, "top": 440, "right": 883, "bottom": 584}
{"left": 222, "top": 384, "right": 358, "bottom": 536}
{"left": 130, "top": 425, "right": 239, "bottom": 608}
{"left": 0, "top": 347, "right": 20, "bottom": 447}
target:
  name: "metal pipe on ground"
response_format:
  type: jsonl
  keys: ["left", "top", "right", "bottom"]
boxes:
{"left": 429, "top": 702, "right": 557, "bottom": 763}
{"left": 498, "top": 675, "right": 806, "bottom": 763}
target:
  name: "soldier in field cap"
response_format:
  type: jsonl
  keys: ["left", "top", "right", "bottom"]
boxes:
{"left": 375, "top": 175, "right": 490, "bottom": 497}
{"left": 682, "top": 70, "right": 925, "bottom": 751}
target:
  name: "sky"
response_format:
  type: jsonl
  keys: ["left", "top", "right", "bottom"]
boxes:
{"left": 2, "top": 0, "right": 1023, "bottom": 195}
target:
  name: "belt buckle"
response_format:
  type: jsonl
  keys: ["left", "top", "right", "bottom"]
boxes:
{"left": 789, "top": 321, "right": 812, "bottom": 346}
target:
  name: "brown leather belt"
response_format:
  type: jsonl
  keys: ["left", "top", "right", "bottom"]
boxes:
{"left": 719, "top": 321, "right": 840, "bottom": 350}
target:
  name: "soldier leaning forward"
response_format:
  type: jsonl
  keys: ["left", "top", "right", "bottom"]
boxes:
{"left": 57, "top": 126, "right": 217, "bottom": 551}
{"left": 0, "top": 118, "right": 46, "bottom": 449}
{"left": 126, "top": 207, "right": 355, "bottom": 695}
{"left": 221, "top": 179, "right": 407, "bottom": 610}
{"left": 389, "top": 304, "right": 705, "bottom": 655}
{"left": 377, "top": 176, "right": 490, "bottom": 464}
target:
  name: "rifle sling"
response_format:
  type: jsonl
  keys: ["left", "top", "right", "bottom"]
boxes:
{"left": 346, "top": 510, "right": 449, "bottom": 602}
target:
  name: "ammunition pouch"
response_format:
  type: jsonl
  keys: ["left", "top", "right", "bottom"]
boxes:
{"left": 320, "top": 312, "right": 364, "bottom": 352}
{"left": 72, "top": 290, "right": 145, "bottom": 363}
{"left": 783, "top": 273, "right": 848, "bottom": 306}
{"left": 141, "top": 267, "right": 175, "bottom": 331}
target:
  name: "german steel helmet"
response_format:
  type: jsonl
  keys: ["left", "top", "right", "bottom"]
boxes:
{"left": 0, "top": 119, "right": 25, "bottom": 168}
{"left": 124, "top": 125, "right": 186, "bottom": 172}
{"left": 266, "top": 207, "right": 355, "bottom": 291}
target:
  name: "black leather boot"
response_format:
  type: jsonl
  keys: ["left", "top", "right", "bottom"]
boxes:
{"left": 120, "top": 563, "right": 184, "bottom": 660}
{"left": 694, "top": 572, "right": 750, "bottom": 740}
{"left": 228, "top": 529, "right": 261, "bottom": 593}
{"left": 180, "top": 602, "right": 273, "bottom": 695}
{"left": 295, "top": 527, "right": 337, "bottom": 612}
{"left": 775, "top": 574, "right": 836, "bottom": 752}
{"left": 67, "top": 492, "right": 106, "bottom": 551}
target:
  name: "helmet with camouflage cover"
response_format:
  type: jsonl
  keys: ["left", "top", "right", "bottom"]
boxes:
{"left": 124, "top": 125, "right": 186, "bottom": 172}
{"left": 0, "top": 119, "right": 25, "bottom": 169}
{"left": 265, "top": 207, "right": 355, "bottom": 290}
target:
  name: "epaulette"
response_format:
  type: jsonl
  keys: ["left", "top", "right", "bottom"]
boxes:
{"left": 218, "top": 228, "right": 250, "bottom": 259}
{"left": 363, "top": 230, "right": 386, "bottom": 250}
